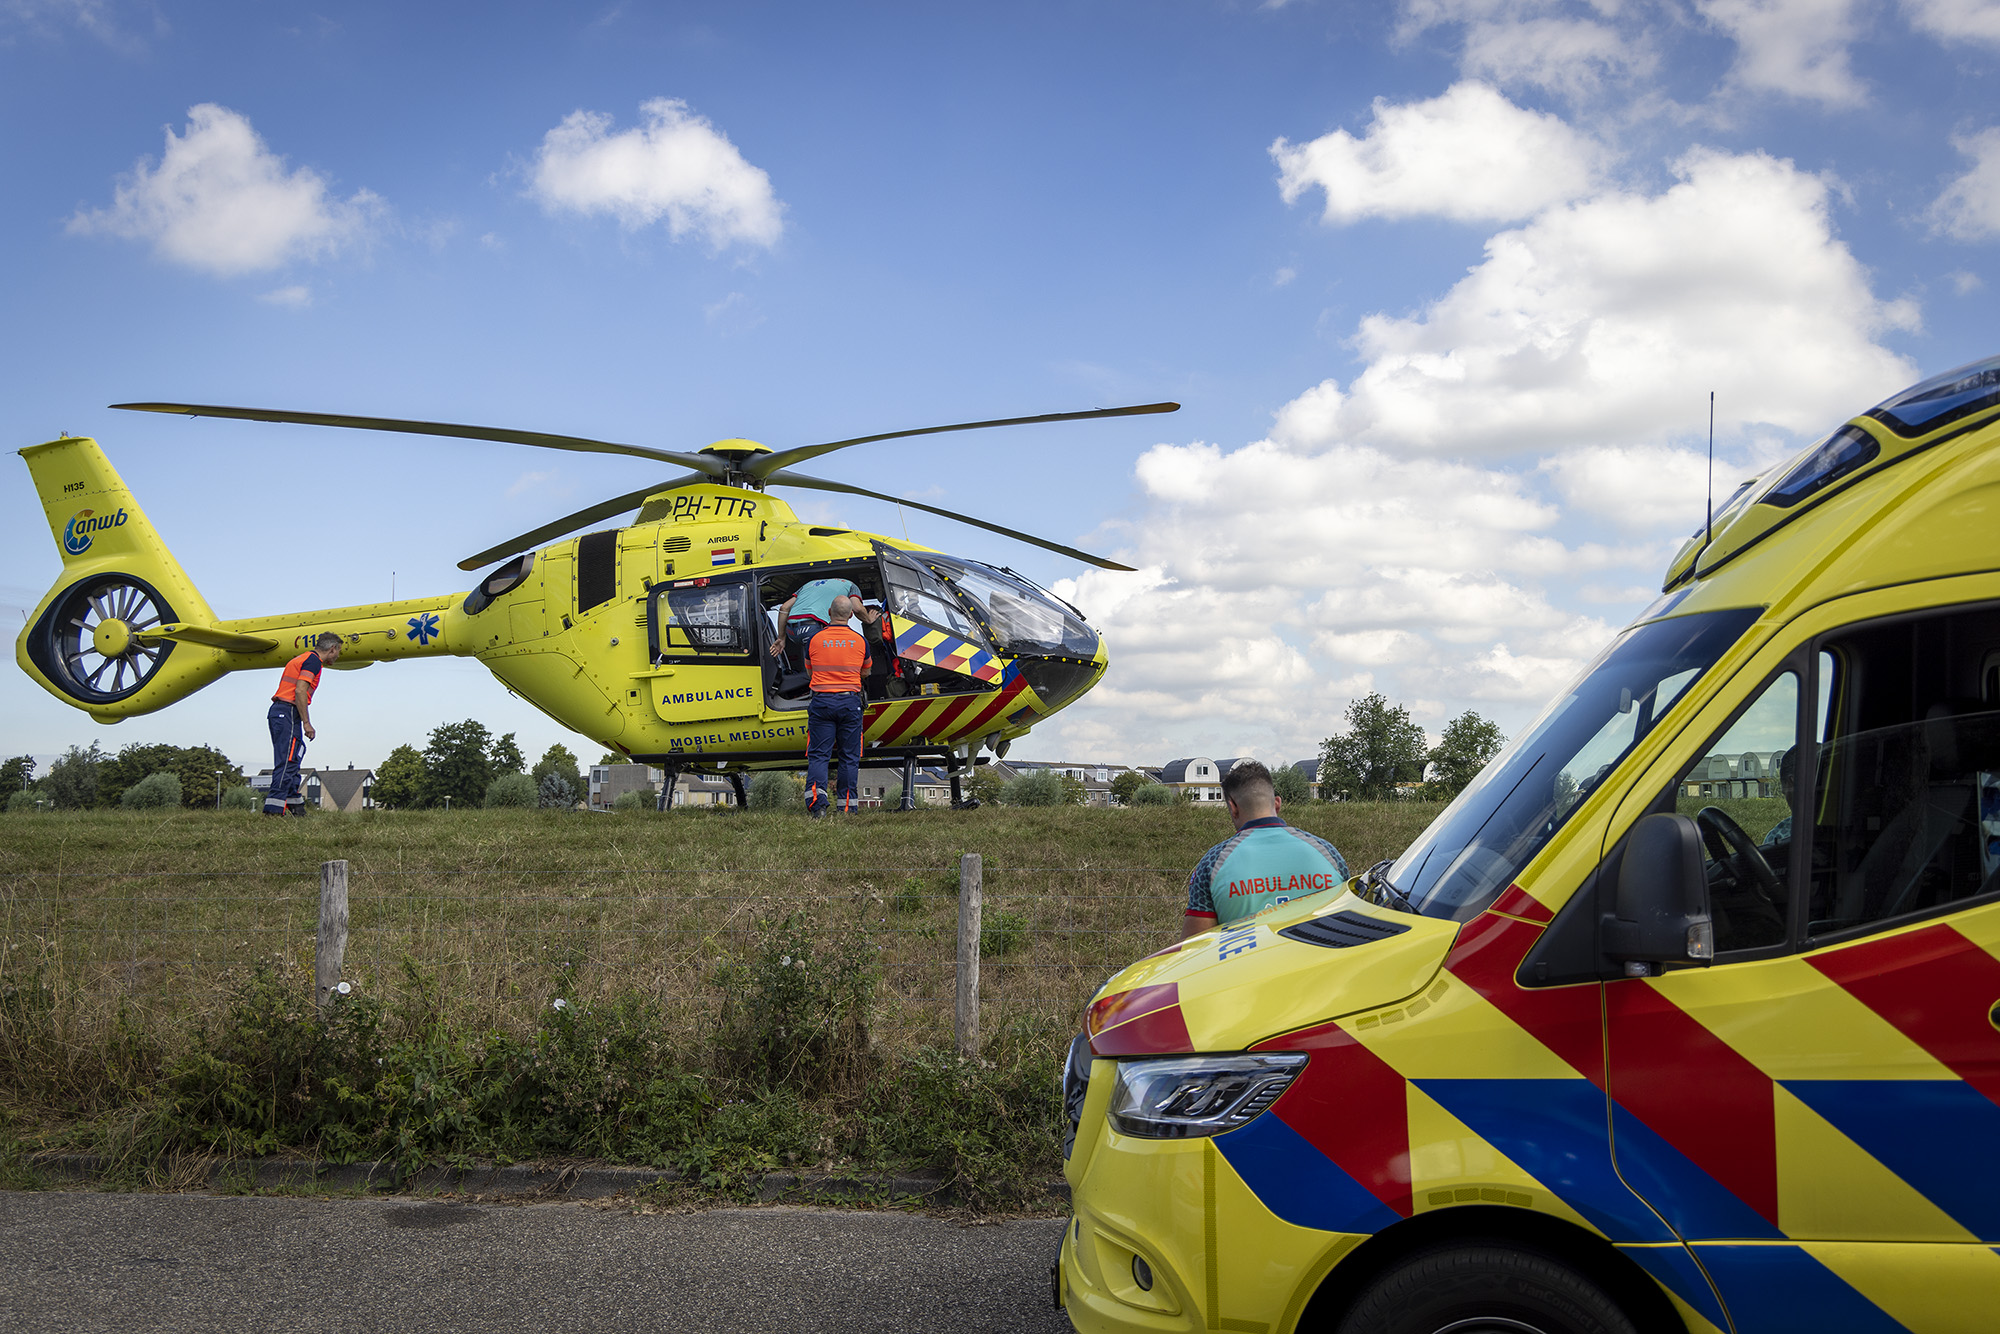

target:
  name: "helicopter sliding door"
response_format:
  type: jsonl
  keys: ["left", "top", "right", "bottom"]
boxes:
{"left": 643, "top": 574, "right": 764, "bottom": 724}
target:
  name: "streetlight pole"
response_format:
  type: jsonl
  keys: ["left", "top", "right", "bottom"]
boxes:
{"left": 443, "top": 795, "right": 452, "bottom": 812}
{"left": 214, "top": 769, "right": 224, "bottom": 810}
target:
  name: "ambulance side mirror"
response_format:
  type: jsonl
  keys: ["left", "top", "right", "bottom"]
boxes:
{"left": 1599, "top": 813, "right": 1715, "bottom": 974}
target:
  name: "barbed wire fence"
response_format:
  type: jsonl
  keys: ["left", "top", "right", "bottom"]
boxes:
{"left": 0, "top": 857, "right": 1186, "bottom": 1053}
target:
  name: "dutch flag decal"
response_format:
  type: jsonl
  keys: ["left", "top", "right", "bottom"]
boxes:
{"left": 710, "top": 548, "right": 736, "bottom": 568}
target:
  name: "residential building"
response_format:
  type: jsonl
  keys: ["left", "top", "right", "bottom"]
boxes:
{"left": 250, "top": 765, "right": 375, "bottom": 812}
{"left": 588, "top": 763, "right": 659, "bottom": 811}
{"left": 1156, "top": 756, "right": 1253, "bottom": 803}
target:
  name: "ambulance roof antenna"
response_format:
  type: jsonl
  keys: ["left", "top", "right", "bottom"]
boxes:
{"left": 1705, "top": 391, "right": 1716, "bottom": 550}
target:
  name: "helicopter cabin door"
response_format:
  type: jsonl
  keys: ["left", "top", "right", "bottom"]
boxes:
{"left": 644, "top": 574, "right": 764, "bottom": 724}
{"left": 877, "top": 548, "right": 1003, "bottom": 698}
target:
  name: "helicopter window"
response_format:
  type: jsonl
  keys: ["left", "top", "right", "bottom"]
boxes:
{"left": 936, "top": 560, "right": 1098, "bottom": 657}
{"left": 463, "top": 551, "right": 535, "bottom": 616}
{"left": 885, "top": 564, "right": 980, "bottom": 640}
{"left": 577, "top": 531, "right": 618, "bottom": 613}
{"left": 652, "top": 581, "right": 753, "bottom": 658}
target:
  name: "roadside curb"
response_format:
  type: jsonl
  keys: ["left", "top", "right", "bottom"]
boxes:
{"left": 22, "top": 1153, "right": 1073, "bottom": 1207}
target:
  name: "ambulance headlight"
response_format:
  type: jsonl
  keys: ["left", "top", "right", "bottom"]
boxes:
{"left": 1107, "top": 1053, "right": 1307, "bottom": 1139}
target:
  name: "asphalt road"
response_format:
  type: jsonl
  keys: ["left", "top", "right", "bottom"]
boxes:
{"left": 0, "top": 1190, "right": 1074, "bottom": 1334}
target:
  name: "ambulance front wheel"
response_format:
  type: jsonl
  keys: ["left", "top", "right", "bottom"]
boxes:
{"left": 1333, "top": 1241, "right": 1639, "bottom": 1334}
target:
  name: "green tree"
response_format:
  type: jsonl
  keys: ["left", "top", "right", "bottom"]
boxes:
{"left": 1271, "top": 762, "right": 1312, "bottom": 805}
{"left": 1318, "top": 693, "right": 1428, "bottom": 801}
{"left": 98, "top": 743, "right": 242, "bottom": 809}
{"left": 485, "top": 771, "right": 537, "bottom": 807}
{"left": 421, "top": 719, "right": 493, "bottom": 808}
{"left": 0, "top": 755, "right": 34, "bottom": 803}
{"left": 1001, "top": 770, "right": 1067, "bottom": 806}
{"left": 1109, "top": 770, "right": 1149, "bottom": 806}
{"left": 371, "top": 744, "right": 427, "bottom": 809}
{"left": 964, "top": 765, "right": 1007, "bottom": 806}
{"left": 43, "top": 743, "right": 107, "bottom": 809}
{"left": 489, "top": 732, "right": 526, "bottom": 774}
{"left": 1057, "top": 772, "right": 1088, "bottom": 806}
{"left": 531, "top": 744, "right": 583, "bottom": 798}
{"left": 1130, "top": 782, "right": 1177, "bottom": 806}
{"left": 121, "top": 771, "right": 183, "bottom": 809}
{"left": 1425, "top": 711, "right": 1506, "bottom": 801}
{"left": 748, "top": 771, "right": 802, "bottom": 809}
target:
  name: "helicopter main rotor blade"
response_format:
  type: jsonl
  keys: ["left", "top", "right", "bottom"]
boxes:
{"left": 750, "top": 401, "right": 1179, "bottom": 478}
{"left": 457, "top": 472, "right": 713, "bottom": 571}
{"left": 110, "top": 402, "right": 725, "bottom": 474}
{"left": 762, "top": 467, "right": 1135, "bottom": 572}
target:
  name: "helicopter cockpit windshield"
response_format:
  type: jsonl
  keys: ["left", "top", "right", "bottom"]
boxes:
{"left": 934, "top": 560, "right": 1099, "bottom": 659}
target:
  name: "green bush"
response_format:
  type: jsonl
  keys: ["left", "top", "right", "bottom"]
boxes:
{"left": 6, "top": 790, "right": 43, "bottom": 814}
{"left": 1129, "top": 782, "right": 1177, "bottom": 806}
{"left": 484, "top": 771, "right": 537, "bottom": 808}
{"left": 714, "top": 913, "right": 877, "bottom": 1094}
{"left": 611, "top": 788, "right": 652, "bottom": 812}
{"left": 1000, "top": 770, "right": 1066, "bottom": 806}
{"left": 120, "top": 772, "right": 182, "bottom": 810}
{"left": 980, "top": 908, "right": 1028, "bottom": 958}
{"left": 747, "top": 770, "right": 801, "bottom": 810}
{"left": 537, "top": 774, "right": 577, "bottom": 809}
{"left": 219, "top": 786, "right": 259, "bottom": 811}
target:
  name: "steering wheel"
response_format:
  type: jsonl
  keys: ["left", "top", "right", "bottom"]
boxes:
{"left": 1695, "top": 806, "right": 1783, "bottom": 907}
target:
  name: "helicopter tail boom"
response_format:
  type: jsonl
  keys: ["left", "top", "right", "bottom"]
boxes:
{"left": 15, "top": 436, "right": 465, "bottom": 721}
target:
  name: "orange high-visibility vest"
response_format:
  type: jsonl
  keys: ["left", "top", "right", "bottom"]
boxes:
{"left": 807, "top": 624, "right": 870, "bottom": 693}
{"left": 272, "top": 651, "right": 323, "bottom": 707}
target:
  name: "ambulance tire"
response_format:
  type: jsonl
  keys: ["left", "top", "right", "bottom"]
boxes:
{"left": 1334, "top": 1241, "right": 1639, "bottom": 1334}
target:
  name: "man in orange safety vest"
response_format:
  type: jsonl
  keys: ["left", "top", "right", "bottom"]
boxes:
{"left": 804, "top": 601, "right": 883, "bottom": 817}
{"left": 265, "top": 632, "right": 342, "bottom": 816}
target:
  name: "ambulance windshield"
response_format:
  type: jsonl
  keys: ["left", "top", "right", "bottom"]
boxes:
{"left": 1384, "top": 607, "right": 1760, "bottom": 922}
{"left": 1869, "top": 354, "right": 2000, "bottom": 437}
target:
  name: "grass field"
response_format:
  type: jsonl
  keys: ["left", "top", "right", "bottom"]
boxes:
{"left": 0, "top": 801, "right": 1438, "bottom": 1203}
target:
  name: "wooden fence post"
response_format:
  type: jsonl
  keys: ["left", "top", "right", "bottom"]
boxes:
{"left": 315, "top": 859, "right": 349, "bottom": 1009}
{"left": 955, "top": 852, "right": 982, "bottom": 1058}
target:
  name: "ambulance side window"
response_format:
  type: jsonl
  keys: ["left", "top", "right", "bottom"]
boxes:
{"left": 650, "top": 582, "right": 753, "bottom": 660}
{"left": 1667, "top": 669, "right": 1801, "bottom": 954}
{"left": 1806, "top": 604, "right": 2000, "bottom": 940}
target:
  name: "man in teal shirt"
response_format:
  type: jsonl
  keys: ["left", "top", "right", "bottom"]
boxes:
{"left": 780, "top": 577, "right": 862, "bottom": 672}
{"left": 1183, "top": 760, "right": 1349, "bottom": 937}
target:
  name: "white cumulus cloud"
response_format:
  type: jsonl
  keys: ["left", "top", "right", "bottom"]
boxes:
{"left": 1032, "top": 124, "right": 1925, "bottom": 765}
{"left": 1697, "top": 0, "right": 1871, "bottom": 106}
{"left": 68, "top": 104, "right": 382, "bottom": 276}
{"left": 1277, "top": 147, "right": 1918, "bottom": 457}
{"left": 530, "top": 97, "right": 783, "bottom": 248}
{"left": 1397, "top": 2, "right": 1654, "bottom": 99}
{"left": 1902, "top": 0, "right": 2000, "bottom": 45}
{"left": 1928, "top": 126, "right": 2000, "bottom": 240}
{"left": 1273, "top": 82, "right": 1605, "bottom": 224}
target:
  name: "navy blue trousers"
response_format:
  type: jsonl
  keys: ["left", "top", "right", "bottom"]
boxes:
{"left": 266, "top": 701, "right": 306, "bottom": 812}
{"left": 805, "top": 691, "right": 863, "bottom": 813}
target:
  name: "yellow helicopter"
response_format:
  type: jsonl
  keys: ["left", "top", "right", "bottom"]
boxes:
{"left": 14, "top": 399, "right": 1176, "bottom": 808}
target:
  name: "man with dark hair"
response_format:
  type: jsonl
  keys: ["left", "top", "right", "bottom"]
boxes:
{"left": 1183, "top": 759, "right": 1349, "bottom": 937}
{"left": 265, "top": 632, "right": 342, "bottom": 816}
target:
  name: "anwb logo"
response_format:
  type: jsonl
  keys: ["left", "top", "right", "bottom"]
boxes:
{"left": 63, "top": 507, "right": 127, "bottom": 556}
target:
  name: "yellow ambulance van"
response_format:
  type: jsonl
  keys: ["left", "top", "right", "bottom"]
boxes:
{"left": 1058, "top": 356, "right": 2000, "bottom": 1334}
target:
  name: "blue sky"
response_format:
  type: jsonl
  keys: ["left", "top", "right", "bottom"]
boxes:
{"left": 3, "top": 0, "right": 1997, "bottom": 780}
